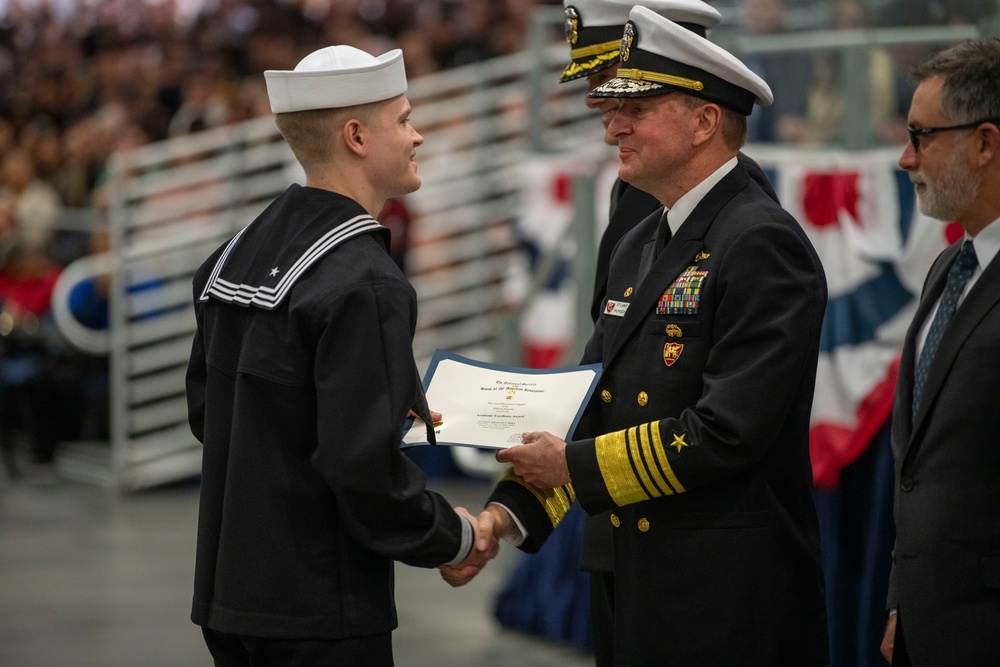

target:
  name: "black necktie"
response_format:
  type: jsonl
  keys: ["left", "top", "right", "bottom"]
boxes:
{"left": 912, "top": 240, "right": 978, "bottom": 414}
{"left": 636, "top": 208, "right": 671, "bottom": 286}
{"left": 654, "top": 208, "right": 672, "bottom": 259}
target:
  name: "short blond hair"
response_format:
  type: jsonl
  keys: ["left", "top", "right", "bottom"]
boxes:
{"left": 273, "top": 101, "right": 383, "bottom": 170}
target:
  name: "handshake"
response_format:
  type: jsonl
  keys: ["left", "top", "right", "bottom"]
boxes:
{"left": 436, "top": 430, "right": 572, "bottom": 587}
{"left": 439, "top": 505, "right": 517, "bottom": 587}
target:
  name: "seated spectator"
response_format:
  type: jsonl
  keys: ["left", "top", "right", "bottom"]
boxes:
{"left": 167, "top": 64, "right": 230, "bottom": 137}
{"left": 0, "top": 147, "right": 63, "bottom": 254}
{"left": 778, "top": 0, "right": 907, "bottom": 146}
{"left": 742, "top": 0, "right": 813, "bottom": 143}
{"left": 0, "top": 237, "right": 66, "bottom": 475}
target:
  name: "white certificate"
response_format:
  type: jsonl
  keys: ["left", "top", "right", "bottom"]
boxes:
{"left": 401, "top": 349, "right": 602, "bottom": 450}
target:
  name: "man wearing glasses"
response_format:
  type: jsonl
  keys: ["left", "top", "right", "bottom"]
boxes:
{"left": 881, "top": 38, "right": 1000, "bottom": 667}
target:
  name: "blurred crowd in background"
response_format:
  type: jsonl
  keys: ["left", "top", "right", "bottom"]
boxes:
{"left": 0, "top": 0, "right": 552, "bottom": 239}
{"left": 0, "top": 0, "right": 996, "bottom": 477}
{"left": 0, "top": 0, "right": 993, "bottom": 240}
{"left": 0, "top": 0, "right": 558, "bottom": 477}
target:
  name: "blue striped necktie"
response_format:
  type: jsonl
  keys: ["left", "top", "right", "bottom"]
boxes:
{"left": 912, "top": 239, "right": 978, "bottom": 414}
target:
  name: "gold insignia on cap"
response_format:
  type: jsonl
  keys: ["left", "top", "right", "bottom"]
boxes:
{"left": 601, "top": 389, "right": 612, "bottom": 403}
{"left": 610, "top": 513, "right": 621, "bottom": 527}
{"left": 637, "top": 391, "right": 648, "bottom": 406}
{"left": 670, "top": 432, "right": 689, "bottom": 453}
{"left": 620, "top": 20, "right": 635, "bottom": 62}
{"left": 564, "top": 6, "right": 580, "bottom": 45}
{"left": 666, "top": 324, "right": 682, "bottom": 337}
{"left": 624, "top": 287, "right": 633, "bottom": 297}
{"left": 695, "top": 251, "right": 711, "bottom": 261}
{"left": 638, "top": 518, "right": 650, "bottom": 532}
{"left": 561, "top": 50, "right": 619, "bottom": 79}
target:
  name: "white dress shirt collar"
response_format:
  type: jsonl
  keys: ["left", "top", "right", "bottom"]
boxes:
{"left": 663, "top": 156, "right": 738, "bottom": 235}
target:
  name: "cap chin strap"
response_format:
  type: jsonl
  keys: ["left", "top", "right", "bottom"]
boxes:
{"left": 617, "top": 68, "right": 704, "bottom": 92}
{"left": 569, "top": 39, "right": 623, "bottom": 60}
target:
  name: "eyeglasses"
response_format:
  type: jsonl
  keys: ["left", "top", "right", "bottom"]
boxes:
{"left": 907, "top": 119, "right": 1000, "bottom": 152}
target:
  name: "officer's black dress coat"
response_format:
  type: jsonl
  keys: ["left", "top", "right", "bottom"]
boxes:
{"left": 186, "top": 185, "right": 464, "bottom": 640}
{"left": 492, "top": 163, "right": 829, "bottom": 665}
{"left": 582, "top": 153, "right": 779, "bottom": 576}
{"left": 888, "top": 236, "right": 1000, "bottom": 666}
{"left": 589, "top": 153, "right": 778, "bottom": 324}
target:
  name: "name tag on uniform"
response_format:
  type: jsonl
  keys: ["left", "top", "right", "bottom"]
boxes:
{"left": 604, "top": 299, "right": 629, "bottom": 317}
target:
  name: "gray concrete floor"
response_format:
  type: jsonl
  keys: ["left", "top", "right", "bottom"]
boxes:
{"left": 0, "top": 468, "right": 592, "bottom": 667}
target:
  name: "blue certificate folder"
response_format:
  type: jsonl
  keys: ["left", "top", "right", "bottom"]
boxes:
{"left": 401, "top": 349, "right": 602, "bottom": 449}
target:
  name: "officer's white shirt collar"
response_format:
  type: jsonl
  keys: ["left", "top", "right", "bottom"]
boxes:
{"left": 969, "top": 214, "right": 1000, "bottom": 275}
{"left": 663, "top": 156, "right": 738, "bottom": 234}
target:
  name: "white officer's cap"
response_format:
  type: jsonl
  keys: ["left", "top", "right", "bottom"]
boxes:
{"left": 561, "top": 0, "right": 722, "bottom": 82}
{"left": 589, "top": 5, "right": 773, "bottom": 114}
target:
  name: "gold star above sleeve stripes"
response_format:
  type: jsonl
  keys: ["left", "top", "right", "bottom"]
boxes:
{"left": 595, "top": 421, "right": 686, "bottom": 507}
{"left": 500, "top": 467, "right": 575, "bottom": 529}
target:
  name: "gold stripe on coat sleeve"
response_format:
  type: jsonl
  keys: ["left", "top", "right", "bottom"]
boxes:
{"left": 595, "top": 428, "right": 652, "bottom": 506}
{"left": 639, "top": 423, "right": 674, "bottom": 496}
{"left": 627, "top": 426, "right": 662, "bottom": 499}
{"left": 500, "top": 467, "right": 575, "bottom": 528}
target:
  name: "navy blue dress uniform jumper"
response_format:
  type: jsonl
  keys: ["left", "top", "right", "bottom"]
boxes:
{"left": 492, "top": 162, "right": 830, "bottom": 666}
{"left": 186, "top": 184, "right": 465, "bottom": 642}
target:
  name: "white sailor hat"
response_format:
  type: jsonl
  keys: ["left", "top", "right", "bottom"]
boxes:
{"left": 264, "top": 45, "right": 407, "bottom": 114}
{"left": 588, "top": 5, "right": 773, "bottom": 115}
{"left": 561, "top": 0, "right": 722, "bottom": 83}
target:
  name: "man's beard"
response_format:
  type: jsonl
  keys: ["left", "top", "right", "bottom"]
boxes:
{"left": 915, "top": 141, "right": 981, "bottom": 221}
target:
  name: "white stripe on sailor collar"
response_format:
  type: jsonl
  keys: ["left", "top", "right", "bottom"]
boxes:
{"left": 198, "top": 214, "right": 382, "bottom": 310}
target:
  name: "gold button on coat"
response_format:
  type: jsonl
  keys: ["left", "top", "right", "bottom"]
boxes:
{"left": 624, "top": 287, "right": 633, "bottom": 297}
{"left": 601, "top": 390, "right": 612, "bottom": 403}
{"left": 610, "top": 513, "right": 620, "bottom": 528}
{"left": 638, "top": 518, "right": 650, "bottom": 532}
{"left": 637, "top": 391, "right": 648, "bottom": 406}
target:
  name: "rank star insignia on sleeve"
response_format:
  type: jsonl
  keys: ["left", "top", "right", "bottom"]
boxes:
{"left": 670, "top": 433, "right": 689, "bottom": 453}
{"left": 269, "top": 267, "right": 280, "bottom": 277}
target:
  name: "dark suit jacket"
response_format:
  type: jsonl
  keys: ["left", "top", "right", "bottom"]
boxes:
{"left": 888, "top": 237, "right": 1000, "bottom": 666}
{"left": 494, "top": 163, "right": 829, "bottom": 665}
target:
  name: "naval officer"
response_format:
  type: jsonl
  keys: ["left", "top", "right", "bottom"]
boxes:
{"left": 461, "top": 8, "right": 830, "bottom": 665}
